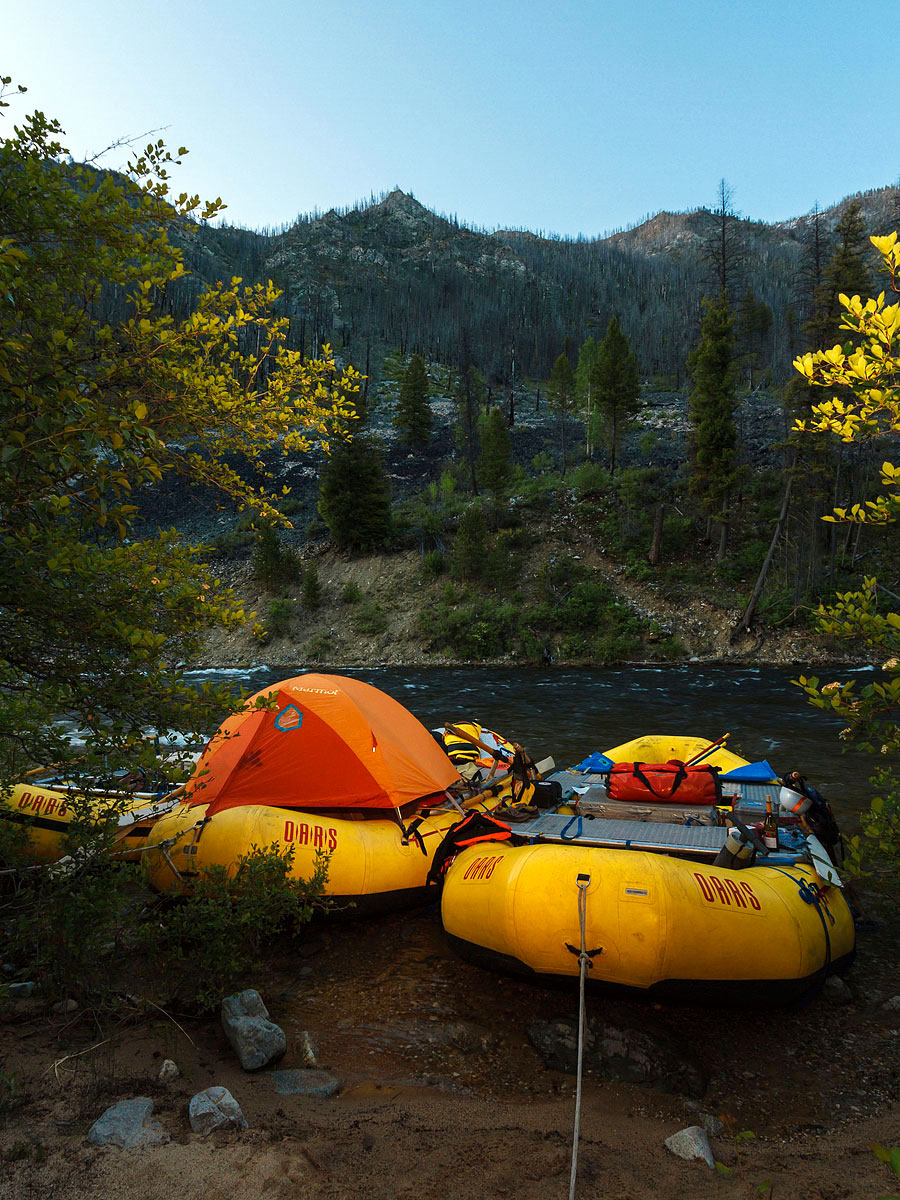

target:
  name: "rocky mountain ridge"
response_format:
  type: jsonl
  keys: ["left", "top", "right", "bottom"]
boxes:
{"left": 185, "top": 181, "right": 900, "bottom": 391}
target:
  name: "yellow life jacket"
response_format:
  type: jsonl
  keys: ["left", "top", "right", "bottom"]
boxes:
{"left": 441, "top": 722, "right": 483, "bottom": 764}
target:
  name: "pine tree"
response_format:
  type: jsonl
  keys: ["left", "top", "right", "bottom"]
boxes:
{"left": 805, "top": 201, "right": 873, "bottom": 350}
{"left": 394, "top": 353, "right": 432, "bottom": 447}
{"left": 301, "top": 564, "right": 322, "bottom": 611}
{"left": 318, "top": 436, "right": 392, "bottom": 552}
{"left": 575, "top": 337, "right": 599, "bottom": 459}
{"left": 477, "top": 406, "right": 513, "bottom": 496}
{"left": 702, "top": 179, "right": 747, "bottom": 309}
{"left": 252, "top": 520, "right": 301, "bottom": 592}
{"left": 451, "top": 504, "right": 488, "bottom": 581}
{"left": 455, "top": 365, "right": 485, "bottom": 493}
{"left": 688, "top": 295, "right": 738, "bottom": 560}
{"left": 591, "top": 317, "right": 641, "bottom": 475}
{"left": 795, "top": 203, "right": 830, "bottom": 336}
{"left": 736, "top": 287, "right": 773, "bottom": 386}
{"left": 548, "top": 351, "right": 577, "bottom": 474}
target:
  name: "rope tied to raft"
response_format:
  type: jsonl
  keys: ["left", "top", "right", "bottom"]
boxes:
{"left": 759, "top": 864, "right": 835, "bottom": 983}
{"left": 569, "top": 872, "right": 592, "bottom": 1200}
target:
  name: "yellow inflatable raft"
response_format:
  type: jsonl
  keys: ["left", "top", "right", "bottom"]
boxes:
{"left": 1, "top": 781, "right": 174, "bottom": 864}
{"left": 441, "top": 735, "right": 856, "bottom": 1004}
{"left": 143, "top": 673, "right": 545, "bottom": 915}
{"left": 603, "top": 732, "right": 748, "bottom": 776}
{"left": 144, "top": 774, "right": 520, "bottom": 915}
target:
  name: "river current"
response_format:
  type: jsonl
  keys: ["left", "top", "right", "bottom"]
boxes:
{"left": 183, "top": 662, "right": 879, "bottom": 819}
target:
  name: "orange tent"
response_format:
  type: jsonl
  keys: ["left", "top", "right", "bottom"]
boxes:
{"left": 184, "top": 674, "right": 460, "bottom": 816}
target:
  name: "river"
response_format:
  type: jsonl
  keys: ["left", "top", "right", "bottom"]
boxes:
{"left": 183, "top": 662, "right": 878, "bottom": 819}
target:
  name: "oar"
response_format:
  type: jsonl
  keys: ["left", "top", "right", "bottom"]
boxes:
{"left": 20, "top": 758, "right": 86, "bottom": 780}
{"left": 685, "top": 733, "right": 730, "bottom": 767}
{"left": 444, "top": 755, "right": 556, "bottom": 808}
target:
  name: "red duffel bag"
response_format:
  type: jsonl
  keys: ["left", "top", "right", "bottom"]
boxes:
{"left": 607, "top": 760, "right": 722, "bottom": 805}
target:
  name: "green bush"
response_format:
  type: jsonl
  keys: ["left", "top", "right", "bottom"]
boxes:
{"left": 341, "top": 581, "right": 362, "bottom": 604}
{"left": 267, "top": 595, "right": 295, "bottom": 637}
{"left": 451, "top": 505, "right": 489, "bottom": 581}
{"left": 560, "top": 633, "right": 591, "bottom": 659}
{"left": 626, "top": 560, "right": 657, "bottom": 583}
{"left": 301, "top": 564, "right": 323, "bottom": 612}
{"left": 302, "top": 633, "right": 333, "bottom": 662}
{"left": 419, "top": 596, "right": 520, "bottom": 659}
{"left": 419, "top": 568, "right": 644, "bottom": 665}
{"left": 489, "top": 502, "right": 524, "bottom": 532}
{"left": 571, "top": 462, "right": 612, "bottom": 498}
{"left": 356, "top": 599, "right": 389, "bottom": 635}
{"left": 558, "top": 580, "right": 617, "bottom": 630}
{"left": 516, "top": 472, "right": 563, "bottom": 509}
{"left": 147, "top": 843, "right": 327, "bottom": 1012}
{"left": 593, "top": 627, "right": 643, "bottom": 663}
{"left": 209, "top": 527, "right": 255, "bottom": 559}
{"left": 715, "top": 538, "right": 769, "bottom": 587}
{"left": 535, "top": 554, "right": 589, "bottom": 601}
{"left": 482, "top": 529, "right": 527, "bottom": 591}
{"left": 2, "top": 792, "right": 143, "bottom": 1005}
{"left": 5, "top": 859, "right": 138, "bottom": 1006}
{"left": 252, "top": 521, "right": 301, "bottom": 592}
{"left": 423, "top": 549, "right": 446, "bottom": 578}
{"left": 647, "top": 635, "right": 687, "bottom": 660}
{"left": 305, "top": 515, "right": 329, "bottom": 541}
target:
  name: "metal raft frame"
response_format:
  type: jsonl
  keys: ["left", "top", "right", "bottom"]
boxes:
{"left": 509, "top": 812, "right": 806, "bottom": 866}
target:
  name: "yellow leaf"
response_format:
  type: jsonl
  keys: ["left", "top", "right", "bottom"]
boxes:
{"left": 871, "top": 233, "right": 898, "bottom": 255}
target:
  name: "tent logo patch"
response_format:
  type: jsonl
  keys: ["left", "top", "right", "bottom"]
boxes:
{"left": 274, "top": 705, "right": 304, "bottom": 732}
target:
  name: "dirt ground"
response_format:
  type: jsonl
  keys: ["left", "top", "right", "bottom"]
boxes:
{"left": 2, "top": 882, "right": 899, "bottom": 1200}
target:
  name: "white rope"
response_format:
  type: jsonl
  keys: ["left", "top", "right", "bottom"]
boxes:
{"left": 569, "top": 873, "right": 591, "bottom": 1200}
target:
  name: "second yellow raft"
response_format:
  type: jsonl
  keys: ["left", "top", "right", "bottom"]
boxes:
{"left": 441, "top": 733, "right": 855, "bottom": 1004}
{"left": 144, "top": 772, "right": 518, "bottom": 915}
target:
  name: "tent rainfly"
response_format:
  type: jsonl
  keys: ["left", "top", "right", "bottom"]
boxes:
{"left": 184, "top": 674, "right": 460, "bottom": 817}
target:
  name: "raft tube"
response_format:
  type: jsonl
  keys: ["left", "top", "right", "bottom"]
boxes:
{"left": 0, "top": 781, "right": 171, "bottom": 863}
{"left": 144, "top": 773, "right": 520, "bottom": 916}
{"left": 603, "top": 733, "right": 754, "bottom": 776}
{"left": 441, "top": 839, "right": 855, "bottom": 1005}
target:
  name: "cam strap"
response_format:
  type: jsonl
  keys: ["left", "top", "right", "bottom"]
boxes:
{"left": 400, "top": 816, "right": 428, "bottom": 856}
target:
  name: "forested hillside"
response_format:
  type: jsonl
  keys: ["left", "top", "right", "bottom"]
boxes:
{"left": 167, "top": 183, "right": 900, "bottom": 392}
{"left": 118, "top": 179, "right": 897, "bottom": 670}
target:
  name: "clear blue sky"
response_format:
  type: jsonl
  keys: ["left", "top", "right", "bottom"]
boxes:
{"left": 5, "top": 0, "right": 897, "bottom": 237}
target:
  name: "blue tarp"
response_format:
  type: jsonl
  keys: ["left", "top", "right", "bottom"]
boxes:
{"left": 574, "top": 751, "right": 616, "bottom": 773}
{"left": 720, "top": 760, "right": 778, "bottom": 782}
